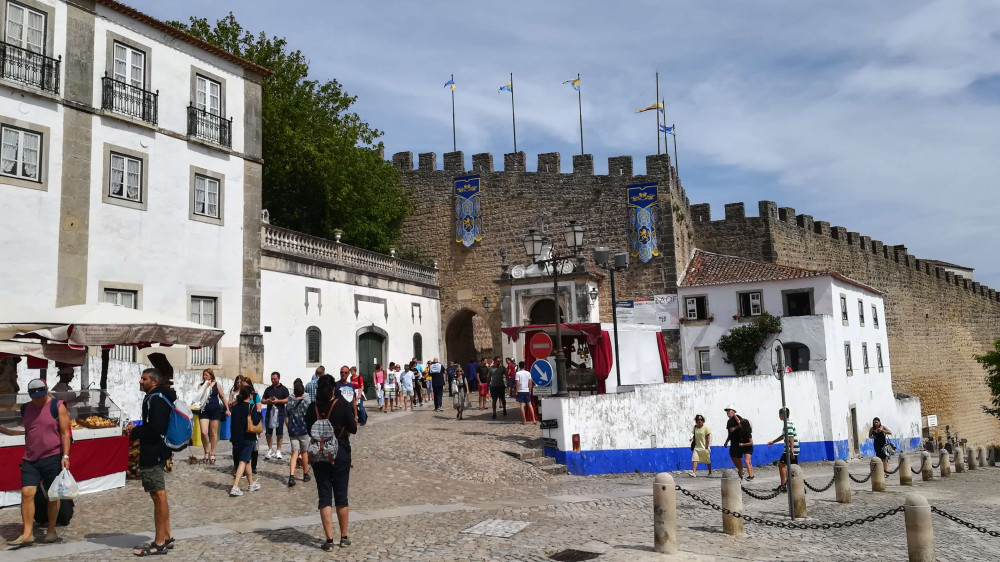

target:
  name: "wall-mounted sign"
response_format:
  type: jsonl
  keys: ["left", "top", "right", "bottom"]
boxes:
{"left": 926, "top": 414, "right": 938, "bottom": 428}
{"left": 454, "top": 175, "right": 482, "bottom": 248}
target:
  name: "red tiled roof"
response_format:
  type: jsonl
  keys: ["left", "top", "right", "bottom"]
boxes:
{"left": 680, "top": 250, "right": 882, "bottom": 295}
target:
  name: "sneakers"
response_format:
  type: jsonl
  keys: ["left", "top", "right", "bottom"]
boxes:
{"left": 339, "top": 536, "right": 351, "bottom": 548}
{"left": 746, "top": 475, "right": 755, "bottom": 481}
{"left": 322, "top": 539, "right": 336, "bottom": 551}
{"left": 275, "top": 451, "right": 283, "bottom": 460}
{"left": 287, "top": 476, "right": 296, "bottom": 487}
{"left": 303, "top": 473, "right": 311, "bottom": 482}
{"left": 688, "top": 471, "right": 696, "bottom": 477}
{"left": 265, "top": 449, "right": 275, "bottom": 460}
{"left": 229, "top": 487, "right": 243, "bottom": 496}
{"left": 249, "top": 481, "right": 262, "bottom": 492}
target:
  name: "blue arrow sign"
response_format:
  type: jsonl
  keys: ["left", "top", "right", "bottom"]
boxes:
{"left": 531, "top": 360, "right": 554, "bottom": 387}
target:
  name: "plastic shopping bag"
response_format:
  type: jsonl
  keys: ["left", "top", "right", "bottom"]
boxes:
{"left": 47, "top": 468, "right": 80, "bottom": 500}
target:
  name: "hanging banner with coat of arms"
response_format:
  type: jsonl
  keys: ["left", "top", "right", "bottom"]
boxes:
{"left": 627, "top": 182, "right": 659, "bottom": 264}
{"left": 454, "top": 175, "right": 482, "bottom": 248}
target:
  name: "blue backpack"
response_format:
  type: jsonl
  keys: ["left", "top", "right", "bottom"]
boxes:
{"left": 151, "top": 393, "right": 193, "bottom": 451}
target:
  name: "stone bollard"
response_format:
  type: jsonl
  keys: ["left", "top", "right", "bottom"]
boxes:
{"left": 988, "top": 446, "right": 996, "bottom": 467}
{"left": 977, "top": 447, "right": 986, "bottom": 468}
{"left": 789, "top": 465, "right": 807, "bottom": 518}
{"left": 904, "top": 493, "right": 935, "bottom": 562}
{"left": 653, "top": 472, "right": 678, "bottom": 555}
{"left": 720, "top": 469, "right": 743, "bottom": 536}
{"left": 870, "top": 458, "right": 886, "bottom": 492}
{"left": 834, "top": 460, "right": 851, "bottom": 502}
{"left": 939, "top": 450, "right": 950, "bottom": 478}
{"left": 968, "top": 447, "right": 978, "bottom": 470}
{"left": 899, "top": 456, "right": 912, "bottom": 486}
{"left": 955, "top": 448, "right": 965, "bottom": 473}
{"left": 921, "top": 451, "right": 933, "bottom": 481}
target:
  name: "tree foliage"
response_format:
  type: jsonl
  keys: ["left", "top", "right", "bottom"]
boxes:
{"left": 169, "top": 14, "right": 410, "bottom": 251}
{"left": 974, "top": 339, "right": 1000, "bottom": 421}
{"left": 716, "top": 313, "right": 783, "bottom": 376}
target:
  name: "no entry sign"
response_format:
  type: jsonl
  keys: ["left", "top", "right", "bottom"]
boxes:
{"left": 529, "top": 332, "right": 553, "bottom": 359}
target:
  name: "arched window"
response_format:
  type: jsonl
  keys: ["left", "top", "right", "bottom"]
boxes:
{"left": 306, "top": 326, "right": 321, "bottom": 364}
{"left": 413, "top": 333, "right": 423, "bottom": 362}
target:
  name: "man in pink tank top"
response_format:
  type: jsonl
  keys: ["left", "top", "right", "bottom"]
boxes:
{"left": 0, "top": 379, "right": 72, "bottom": 547}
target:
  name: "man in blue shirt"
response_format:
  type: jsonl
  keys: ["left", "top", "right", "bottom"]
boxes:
{"left": 466, "top": 359, "right": 479, "bottom": 394}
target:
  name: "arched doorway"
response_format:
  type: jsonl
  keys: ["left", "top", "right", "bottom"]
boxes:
{"left": 783, "top": 342, "right": 811, "bottom": 372}
{"left": 529, "top": 298, "right": 564, "bottom": 325}
{"left": 357, "top": 327, "right": 386, "bottom": 399}
{"left": 446, "top": 309, "right": 477, "bottom": 365}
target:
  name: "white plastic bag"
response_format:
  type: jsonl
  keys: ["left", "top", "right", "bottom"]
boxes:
{"left": 47, "top": 468, "right": 80, "bottom": 500}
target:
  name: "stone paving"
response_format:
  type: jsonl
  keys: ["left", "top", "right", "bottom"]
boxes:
{"left": 2, "top": 401, "right": 999, "bottom": 560}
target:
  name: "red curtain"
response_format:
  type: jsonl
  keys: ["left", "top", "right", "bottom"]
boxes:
{"left": 588, "top": 331, "right": 613, "bottom": 394}
{"left": 0, "top": 435, "right": 129, "bottom": 492}
{"left": 656, "top": 332, "right": 670, "bottom": 382}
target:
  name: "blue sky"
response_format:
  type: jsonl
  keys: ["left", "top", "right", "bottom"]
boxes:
{"left": 141, "top": 1, "right": 1000, "bottom": 287}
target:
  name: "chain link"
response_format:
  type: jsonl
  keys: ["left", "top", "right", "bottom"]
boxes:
{"left": 932, "top": 457, "right": 942, "bottom": 469}
{"left": 911, "top": 463, "right": 923, "bottom": 475}
{"left": 931, "top": 506, "right": 1000, "bottom": 537}
{"left": 849, "top": 465, "right": 874, "bottom": 483}
{"left": 674, "top": 484, "right": 903, "bottom": 529}
{"left": 741, "top": 484, "right": 785, "bottom": 500}
{"left": 885, "top": 460, "right": 901, "bottom": 475}
{"left": 804, "top": 474, "right": 836, "bottom": 492}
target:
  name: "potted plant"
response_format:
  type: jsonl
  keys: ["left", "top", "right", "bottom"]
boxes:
{"left": 678, "top": 317, "right": 687, "bottom": 324}
{"left": 708, "top": 314, "right": 715, "bottom": 323}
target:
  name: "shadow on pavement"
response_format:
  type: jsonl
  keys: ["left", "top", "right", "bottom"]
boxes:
{"left": 255, "top": 526, "right": 319, "bottom": 547}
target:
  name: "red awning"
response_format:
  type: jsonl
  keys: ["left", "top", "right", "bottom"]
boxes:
{"left": 501, "top": 323, "right": 605, "bottom": 345}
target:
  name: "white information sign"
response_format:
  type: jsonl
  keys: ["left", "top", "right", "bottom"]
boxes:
{"left": 654, "top": 294, "right": 680, "bottom": 329}
{"left": 926, "top": 414, "right": 938, "bottom": 428}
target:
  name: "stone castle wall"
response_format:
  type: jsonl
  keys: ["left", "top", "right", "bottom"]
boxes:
{"left": 393, "top": 150, "right": 692, "bottom": 377}
{"left": 690, "top": 201, "right": 1000, "bottom": 445}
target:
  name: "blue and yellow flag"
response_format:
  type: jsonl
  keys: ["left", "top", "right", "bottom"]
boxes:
{"left": 443, "top": 79, "right": 455, "bottom": 90}
{"left": 627, "top": 182, "right": 660, "bottom": 263}
{"left": 563, "top": 78, "right": 580, "bottom": 91}
{"left": 636, "top": 102, "right": 664, "bottom": 113}
{"left": 454, "top": 175, "right": 482, "bottom": 248}
{"left": 659, "top": 124, "right": 674, "bottom": 135}
{"left": 499, "top": 82, "right": 512, "bottom": 93}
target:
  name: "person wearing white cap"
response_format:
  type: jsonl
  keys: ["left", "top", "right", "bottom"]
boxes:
{"left": 722, "top": 405, "right": 752, "bottom": 480}
{"left": 0, "top": 378, "right": 72, "bottom": 546}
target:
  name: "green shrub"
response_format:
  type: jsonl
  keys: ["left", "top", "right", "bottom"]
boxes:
{"left": 716, "top": 313, "right": 782, "bottom": 376}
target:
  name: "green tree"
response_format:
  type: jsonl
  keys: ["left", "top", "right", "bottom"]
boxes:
{"left": 715, "top": 313, "right": 783, "bottom": 376}
{"left": 974, "top": 339, "right": 1000, "bottom": 420}
{"left": 169, "top": 14, "right": 410, "bottom": 251}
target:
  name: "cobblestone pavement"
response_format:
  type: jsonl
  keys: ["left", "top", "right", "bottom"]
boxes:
{"left": 2, "top": 402, "right": 999, "bottom": 560}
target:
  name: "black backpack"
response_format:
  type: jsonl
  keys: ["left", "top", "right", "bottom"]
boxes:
{"left": 34, "top": 483, "right": 74, "bottom": 526}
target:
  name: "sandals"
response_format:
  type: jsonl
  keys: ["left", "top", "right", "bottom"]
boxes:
{"left": 133, "top": 542, "right": 168, "bottom": 556}
{"left": 209, "top": 455, "right": 216, "bottom": 465}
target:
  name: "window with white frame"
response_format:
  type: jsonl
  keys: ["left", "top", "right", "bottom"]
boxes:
{"left": 738, "top": 291, "right": 762, "bottom": 317}
{"left": 876, "top": 344, "right": 884, "bottom": 372}
{"left": 685, "top": 296, "right": 708, "bottom": 320}
{"left": 1, "top": 125, "right": 40, "bottom": 181}
{"left": 862, "top": 342, "right": 869, "bottom": 373}
{"left": 840, "top": 294, "right": 849, "bottom": 325}
{"left": 844, "top": 342, "right": 853, "bottom": 375}
{"left": 109, "top": 152, "right": 141, "bottom": 202}
{"left": 193, "top": 174, "right": 219, "bottom": 218}
{"left": 872, "top": 305, "right": 879, "bottom": 329}
{"left": 112, "top": 41, "right": 144, "bottom": 88}
{"left": 696, "top": 348, "right": 711, "bottom": 376}
{"left": 104, "top": 288, "right": 137, "bottom": 361}
{"left": 5, "top": 1, "right": 46, "bottom": 53}
{"left": 190, "top": 296, "right": 217, "bottom": 365}
{"left": 195, "top": 74, "right": 221, "bottom": 116}
{"left": 858, "top": 299, "right": 865, "bottom": 326}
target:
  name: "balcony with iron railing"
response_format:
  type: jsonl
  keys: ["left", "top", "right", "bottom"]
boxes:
{"left": 0, "top": 42, "right": 60, "bottom": 94}
{"left": 101, "top": 74, "right": 158, "bottom": 125}
{"left": 187, "top": 104, "right": 232, "bottom": 148}
{"left": 262, "top": 224, "right": 439, "bottom": 286}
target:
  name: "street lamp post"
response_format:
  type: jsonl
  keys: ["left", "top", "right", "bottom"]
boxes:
{"left": 594, "top": 247, "right": 628, "bottom": 389}
{"left": 522, "top": 222, "right": 585, "bottom": 397}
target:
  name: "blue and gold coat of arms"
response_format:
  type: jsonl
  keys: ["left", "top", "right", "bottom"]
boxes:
{"left": 627, "top": 182, "right": 659, "bottom": 264}
{"left": 454, "top": 175, "right": 482, "bottom": 248}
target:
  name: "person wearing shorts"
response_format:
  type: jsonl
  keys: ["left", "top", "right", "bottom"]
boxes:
{"left": 399, "top": 368, "right": 415, "bottom": 411}
{"left": 263, "top": 372, "right": 289, "bottom": 460}
{"left": 514, "top": 362, "right": 535, "bottom": 425}
{"left": 768, "top": 408, "right": 799, "bottom": 485}
{"left": 383, "top": 366, "right": 398, "bottom": 412}
{"left": 285, "top": 379, "right": 311, "bottom": 487}
{"left": 723, "top": 405, "right": 748, "bottom": 479}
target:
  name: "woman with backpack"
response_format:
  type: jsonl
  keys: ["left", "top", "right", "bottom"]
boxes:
{"left": 306, "top": 374, "right": 357, "bottom": 550}
{"left": 285, "top": 379, "right": 311, "bottom": 487}
{"left": 228, "top": 386, "right": 262, "bottom": 496}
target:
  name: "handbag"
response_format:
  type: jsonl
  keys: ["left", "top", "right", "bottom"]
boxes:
{"left": 690, "top": 427, "right": 697, "bottom": 451}
{"left": 883, "top": 441, "right": 897, "bottom": 457}
{"left": 247, "top": 405, "right": 263, "bottom": 434}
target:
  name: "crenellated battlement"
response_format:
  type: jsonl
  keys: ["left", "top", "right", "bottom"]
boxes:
{"left": 390, "top": 150, "right": 681, "bottom": 181}
{"left": 691, "top": 200, "right": 1000, "bottom": 302}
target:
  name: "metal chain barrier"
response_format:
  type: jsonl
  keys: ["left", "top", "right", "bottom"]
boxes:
{"left": 885, "top": 459, "right": 901, "bottom": 475}
{"left": 741, "top": 484, "right": 785, "bottom": 500}
{"left": 932, "top": 457, "right": 942, "bottom": 469}
{"left": 910, "top": 462, "right": 923, "bottom": 475}
{"left": 675, "top": 484, "right": 903, "bottom": 529}
{"left": 849, "top": 464, "right": 875, "bottom": 483}
{"left": 931, "top": 506, "right": 1000, "bottom": 537}
{"left": 804, "top": 473, "right": 836, "bottom": 492}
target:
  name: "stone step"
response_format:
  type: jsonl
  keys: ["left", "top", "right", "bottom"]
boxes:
{"left": 518, "top": 449, "right": 544, "bottom": 461}
{"left": 540, "top": 463, "right": 568, "bottom": 475}
{"left": 527, "top": 456, "right": 555, "bottom": 467}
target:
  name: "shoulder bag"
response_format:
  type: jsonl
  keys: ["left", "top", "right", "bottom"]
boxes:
{"left": 246, "top": 404, "right": 263, "bottom": 434}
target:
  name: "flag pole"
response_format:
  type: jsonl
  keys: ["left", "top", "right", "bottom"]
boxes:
{"left": 661, "top": 97, "right": 667, "bottom": 151}
{"left": 450, "top": 73, "right": 457, "bottom": 152}
{"left": 577, "top": 73, "right": 584, "bottom": 155}
{"left": 510, "top": 72, "right": 518, "bottom": 153}
{"left": 672, "top": 122, "right": 679, "bottom": 181}
{"left": 655, "top": 71, "right": 661, "bottom": 155}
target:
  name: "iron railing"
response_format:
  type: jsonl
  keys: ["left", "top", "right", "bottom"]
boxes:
{"left": 0, "top": 41, "right": 60, "bottom": 94}
{"left": 187, "top": 104, "right": 232, "bottom": 148}
{"left": 101, "top": 74, "right": 158, "bottom": 125}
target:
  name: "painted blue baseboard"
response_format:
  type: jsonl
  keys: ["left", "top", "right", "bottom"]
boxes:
{"left": 544, "top": 437, "right": 922, "bottom": 476}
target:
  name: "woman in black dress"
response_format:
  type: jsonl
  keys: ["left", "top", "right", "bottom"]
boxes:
{"left": 869, "top": 417, "right": 893, "bottom": 473}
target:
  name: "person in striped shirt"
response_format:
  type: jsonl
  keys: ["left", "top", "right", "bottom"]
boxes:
{"left": 768, "top": 408, "right": 799, "bottom": 485}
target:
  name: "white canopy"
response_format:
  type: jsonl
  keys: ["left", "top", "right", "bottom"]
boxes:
{"left": 0, "top": 302, "right": 224, "bottom": 348}
{"left": 0, "top": 341, "right": 87, "bottom": 365}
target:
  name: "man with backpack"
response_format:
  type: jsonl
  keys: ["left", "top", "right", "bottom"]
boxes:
{"left": 1, "top": 379, "right": 72, "bottom": 547}
{"left": 126, "top": 368, "right": 176, "bottom": 556}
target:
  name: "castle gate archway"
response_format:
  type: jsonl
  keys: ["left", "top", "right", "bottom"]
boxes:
{"left": 445, "top": 309, "right": 477, "bottom": 364}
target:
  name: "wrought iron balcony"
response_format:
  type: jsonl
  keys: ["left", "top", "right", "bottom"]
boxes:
{"left": 187, "top": 104, "right": 232, "bottom": 148}
{"left": 101, "top": 74, "right": 158, "bottom": 125}
{"left": 0, "top": 41, "right": 60, "bottom": 94}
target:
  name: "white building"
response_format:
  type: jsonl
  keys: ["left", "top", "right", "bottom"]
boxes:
{"left": 0, "top": 0, "right": 267, "bottom": 378}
